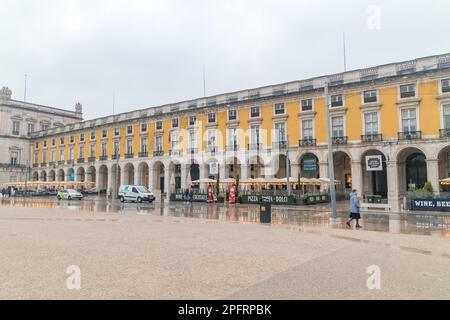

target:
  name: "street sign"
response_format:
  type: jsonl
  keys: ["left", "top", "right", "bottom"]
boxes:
{"left": 303, "top": 157, "right": 317, "bottom": 173}
{"left": 366, "top": 155, "right": 383, "bottom": 171}
{"left": 209, "top": 162, "right": 219, "bottom": 175}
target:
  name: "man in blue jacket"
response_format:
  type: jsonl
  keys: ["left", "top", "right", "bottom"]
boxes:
{"left": 346, "top": 189, "right": 362, "bottom": 229}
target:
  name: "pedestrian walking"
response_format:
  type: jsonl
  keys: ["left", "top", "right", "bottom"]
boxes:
{"left": 347, "top": 189, "right": 362, "bottom": 229}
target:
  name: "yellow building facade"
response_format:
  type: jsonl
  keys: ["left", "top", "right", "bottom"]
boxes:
{"left": 30, "top": 53, "right": 450, "bottom": 211}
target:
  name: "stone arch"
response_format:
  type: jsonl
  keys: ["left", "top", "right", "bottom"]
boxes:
{"left": 86, "top": 166, "right": 96, "bottom": 184}
{"left": 396, "top": 146, "right": 427, "bottom": 193}
{"left": 57, "top": 169, "right": 65, "bottom": 182}
{"left": 360, "top": 149, "right": 388, "bottom": 198}
{"left": 48, "top": 170, "right": 56, "bottom": 182}
{"left": 39, "top": 170, "right": 47, "bottom": 182}
{"left": 76, "top": 167, "right": 86, "bottom": 182}
{"left": 66, "top": 168, "right": 75, "bottom": 182}
{"left": 123, "top": 163, "right": 135, "bottom": 185}
{"left": 152, "top": 161, "right": 165, "bottom": 192}
{"left": 98, "top": 165, "right": 108, "bottom": 192}
{"left": 137, "top": 162, "right": 150, "bottom": 188}
{"left": 333, "top": 151, "right": 352, "bottom": 191}
{"left": 31, "top": 171, "right": 39, "bottom": 181}
{"left": 248, "top": 155, "right": 265, "bottom": 178}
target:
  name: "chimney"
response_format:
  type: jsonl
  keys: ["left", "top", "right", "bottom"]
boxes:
{"left": 0, "top": 87, "right": 12, "bottom": 100}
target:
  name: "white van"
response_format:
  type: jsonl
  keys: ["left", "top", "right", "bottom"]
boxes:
{"left": 118, "top": 185, "right": 155, "bottom": 203}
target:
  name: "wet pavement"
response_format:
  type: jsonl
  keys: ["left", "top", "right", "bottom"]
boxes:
{"left": 0, "top": 196, "right": 449, "bottom": 238}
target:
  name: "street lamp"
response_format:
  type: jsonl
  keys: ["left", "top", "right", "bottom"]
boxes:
{"left": 325, "top": 81, "right": 337, "bottom": 220}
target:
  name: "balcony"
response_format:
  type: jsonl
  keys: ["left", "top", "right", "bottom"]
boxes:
{"left": 33, "top": 163, "right": 39, "bottom": 168}
{"left": 111, "top": 154, "right": 120, "bottom": 160}
{"left": 124, "top": 153, "right": 134, "bottom": 159}
{"left": 153, "top": 150, "right": 164, "bottom": 157}
{"left": 187, "top": 148, "right": 198, "bottom": 155}
{"left": 138, "top": 152, "right": 148, "bottom": 158}
{"left": 88, "top": 157, "right": 96, "bottom": 162}
{"left": 0, "top": 163, "right": 27, "bottom": 169}
{"left": 170, "top": 149, "right": 181, "bottom": 156}
{"left": 58, "top": 160, "right": 65, "bottom": 166}
{"left": 398, "top": 131, "right": 422, "bottom": 140}
{"left": 272, "top": 141, "right": 287, "bottom": 149}
{"left": 40, "top": 162, "right": 47, "bottom": 168}
{"left": 99, "top": 156, "right": 108, "bottom": 161}
{"left": 77, "top": 158, "right": 85, "bottom": 164}
{"left": 331, "top": 136, "right": 348, "bottom": 145}
{"left": 226, "top": 144, "right": 239, "bottom": 152}
{"left": 361, "top": 134, "right": 383, "bottom": 143}
{"left": 299, "top": 139, "right": 316, "bottom": 147}
{"left": 67, "top": 160, "right": 74, "bottom": 166}
{"left": 248, "top": 143, "right": 262, "bottom": 151}
{"left": 440, "top": 129, "right": 450, "bottom": 138}
{"left": 49, "top": 162, "right": 56, "bottom": 167}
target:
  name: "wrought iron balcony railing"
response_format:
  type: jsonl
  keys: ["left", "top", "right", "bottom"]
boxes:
{"left": 248, "top": 143, "right": 262, "bottom": 151}
{"left": 361, "top": 134, "right": 383, "bottom": 143}
{"left": 58, "top": 160, "right": 65, "bottom": 165}
{"left": 206, "top": 146, "right": 217, "bottom": 153}
{"left": 331, "top": 136, "right": 348, "bottom": 145}
{"left": 187, "top": 148, "right": 198, "bottom": 154}
{"left": 398, "top": 131, "right": 422, "bottom": 140}
{"left": 138, "top": 152, "right": 148, "bottom": 158}
{"left": 272, "top": 141, "right": 287, "bottom": 149}
{"left": 88, "top": 157, "right": 96, "bottom": 162}
{"left": 40, "top": 162, "right": 47, "bottom": 168}
{"left": 99, "top": 156, "right": 108, "bottom": 161}
{"left": 33, "top": 163, "right": 39, "bottom": 168}
{"left": 77, "top": 158, "right": 85, "bottom": 164}
{"left": 49, "top": 162, "right": 56, "bottom": 167}
{"left": 111, "top": 154, "right": 120, "bottom": 160}
{"left": 169, "top": 149, "right": 181, "bottom": 156}
{"left": 124, "top": 153, "right": 134, "bottom": 159}
{"left": 299, "top": 138, "right": 316, "bottom": 147}
{"left": 226, "top": 144, "right": 239, "bottom": 152}
{"left": 440, "top": 129, "right": 450, "bottom": 138}
{"left": 153, "top": 150, "right": 164, "bottom": 157}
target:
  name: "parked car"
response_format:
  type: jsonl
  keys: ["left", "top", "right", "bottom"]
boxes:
{"left": 57, "top": 189, "right": 83, "bottom": 200}
{"left": 118, "top": 185, "right": 155, "bottom": 203}
{"left": 83, "top": 188, "right": 99, "bottom": 195}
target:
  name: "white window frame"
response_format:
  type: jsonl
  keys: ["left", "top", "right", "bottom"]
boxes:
{"left": 10, "top": 151, "right": 19, "bottom": 166}
{"left": 12, "top": 120, "right": 20, "bottom": 135}
{"left": 274, "top": 103, "right": 285, "bottom": 115}
{"left": 301, "top": 99, "right": 314, "bottom": 112}
{"left": 398, "top": 83, "right": 417, "bottom": 99}
{"left": 440, "top": 78, "right": 450, "bottom": 94}
{"left": 141, "top": 137, "right": 148, "bottom": 153}
{"left": 331, "top": 115, "right": 345, "bottom": 138}
{"left": 301, "top": 119, "right": 314, "bottom": 140}
{"left": 273, "top": 122, "right": 287, "bottom": 143}
{"left": 126, "top": 139, "right": 133, "bottom": 154}
{"left": 331, "top": 94, "right": 344, "bottom": 108}
{"left": 399, "top": 106, "right": 419, "bottom": 133}
{"left": 362, "top": 89, "right": 378, "bottom": 104}
{"left": 440, "top": 102, "right": 450, "bottom": 130}
{"left": 250, "top": 124, "right": 261, "bottom": 145}
{"left": 362, "top": 111, "right": 380, "bottom": 136}
{"left": 155, "top": 135, "right": 163, "bottom": 152}
{"left": 228, "top": 109, "right": 237, "bottom": 121}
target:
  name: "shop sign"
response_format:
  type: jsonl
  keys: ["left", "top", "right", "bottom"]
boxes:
{"left": 366, "top": 155, "right": 383, "bottom": 171}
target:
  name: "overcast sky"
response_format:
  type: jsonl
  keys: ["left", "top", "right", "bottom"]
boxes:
{"left": 1, "top": 0, "right": 450, "bottom": 119}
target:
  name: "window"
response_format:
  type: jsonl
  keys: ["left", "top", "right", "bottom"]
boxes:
{"left": 69, "top": 147, "right": 74, "bottom": 161}
{"left": 70, "top": 135, "right": 74, "bottom": 144}
{"left": 274, "top": 122, "right": 286, "bottom": 142}
{"left": 127, "top": 125, "right": 133, "bottom": 134}
{"left": 156, "top": 121, "right": 163, "bottom": 130}
{"left": 141, "top": 137, "right": 148, "bottom": 153}
{"left": 442, "top": 79, "right": 450, "bottom": 93}
{"left": 363, "top": 90, "right": 377, "bottom": 103}
{"left": 42, "top": 151, "right": 47, "bottom": 163}
{"left": 208, "top": 113, "right": 216, "bottom": 123}
{"left": 443, "top": 105, "right": 450, "bottom": 129}
{"left": 27, "top": 123, "right": 35, "bottom": 136}
{"left": 90, "top": 131, "right": 96, "bottom": 140}
{"left": 102, "top": 130, "right": 107, "bottom": 138}
{"left": 228, "top": 110, "right": 237, "bottom": 121}
{"left": 171, "top": 131, "right": 179, "bottom": 151}
{"left": 250, "top": 107, "right": 260, "bottom": 118}
{"left": 274, "top": 103, "right": 285, "bottom": 115}
{"left": 43, "top": 140, "right": 47, "bottom": 148}
{"left": 141, "top": 123, "right": 147, "bottom": 133}
{"left": 400, "top": 84, "right": 416, "bottom": 98}
{"left": 10, "top": 151, "right": 18, "bottom": 166}
{"left": 35, "top": 142, "right": 39, "bottom": 149}
{"left": 401, "top": 108, "right": 417, "bottom": 132}
{"left": 114, "top": 128, "right": 120, "bottom": 136}
{"left": 90, "top": 143, "right": 96, "bottom": 158}
{"left": 79, "top": 146, "right": 84, "bottom": 159}
{"left": 227, "top": 128, "right": 238, "bottom": 147}
{"left": 51, "top": 150, "right": 55, "bottom": 162}
{"left": 155, "top": 136, "right": 163, "bottom": 151}
{"left": 41, "top": 124, "right": 49, "bottom": 131}
{"left": 364, "top": 112, "right": 379, "bottom": 135}
{"left": 207, "top": 129, "right": 216, "bottom": 149}
{"left": 302, "top": 119, "right": 313, "bottom": 139}
{"left": 172, "top": 118, "right": 179, "bottom": 128}
{"left": 101, "top": 143, "right": 107, "bottom": 157}
{"left": 113, "top": 141, "right": 120, "bottom": 155}
{"left": 331, "top": 95, "right": 343, "bottom": 107}
{"left": 331, "top": 116, "right": 344, "bottom": 137}
{"left": 60, "top": 137, "right": 65, "bottom": 145}
{"left": 52, "top": 139, "right": 55, "bottom": 146}
{"left": 80, "top": 133, "right": 85, "bottom": 142}
{"left": 34, "top": 151, "right": 38, "bottom": 164}
{"left": 250, "top": 125, "right": 260, "bottom": 145}
{"left": 126, "top": 139, "right": 133, "bottom": 154}
{"left": 301, "top": 99, "right": 313, "bottom": 111}
{"left": 189, "top": 131, "right": 197, "bottom": 149}
{"left": 59, "top": 148, "right": 65, "bottom": 161}
{"left": 12, "top": 121, "right": 20, "bottom": 135}
{"left": 189, "top": 116, "right": 197, "bottom": 126}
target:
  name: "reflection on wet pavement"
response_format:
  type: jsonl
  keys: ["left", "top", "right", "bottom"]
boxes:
{"left": 0, "top": 197, "right": 449, "bottom": 238}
